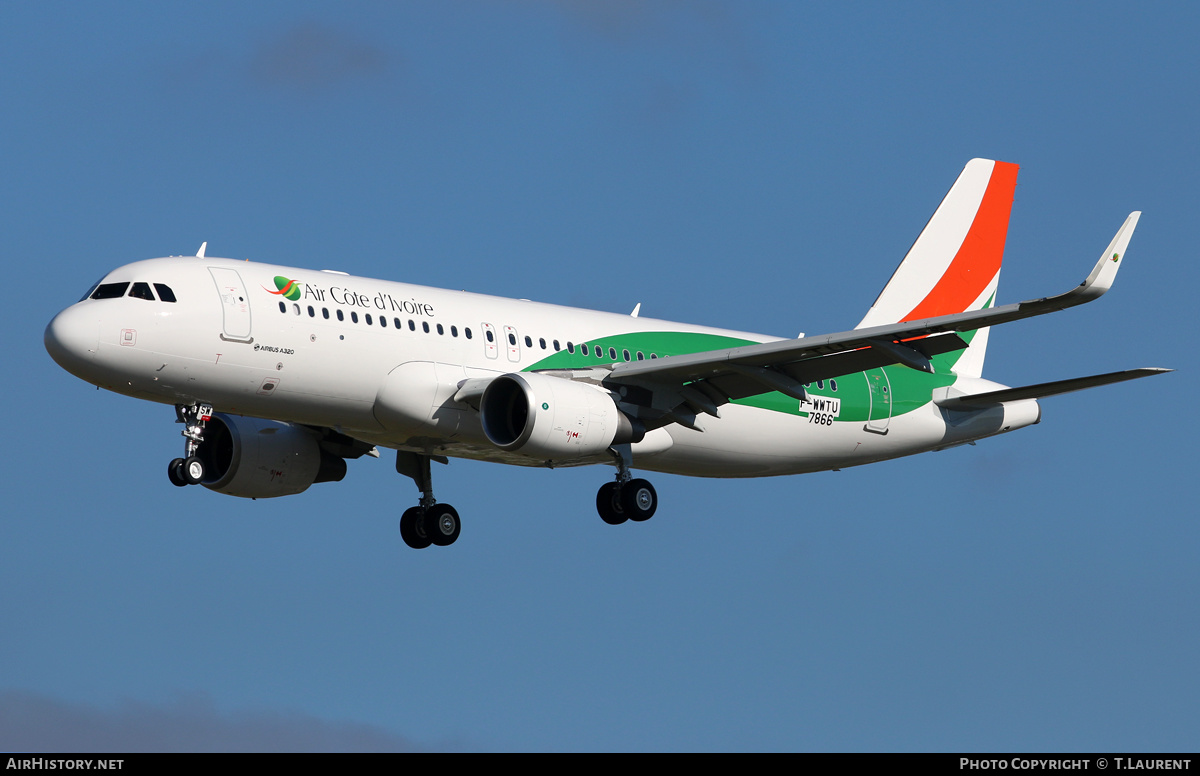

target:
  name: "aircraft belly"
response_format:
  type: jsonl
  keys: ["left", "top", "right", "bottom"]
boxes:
{"left": 89, "top": 310, "right": 388, "bottom": 432}
{"left": 373, "top": 361, "right": 495, "bottom": 446}
{"left": 642, "top": 403, "right": 951, "bottom": 478}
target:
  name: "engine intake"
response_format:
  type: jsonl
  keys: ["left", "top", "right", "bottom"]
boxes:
{"left": 196, "top": 413, "right": 346, "bottom": 499}
{"left": 480, "top": 373, "right": 642, "bottom": 461}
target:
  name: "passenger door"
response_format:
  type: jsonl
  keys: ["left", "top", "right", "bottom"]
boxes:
{"left": 209, "top": 267, "right": 253, "bottom": 343}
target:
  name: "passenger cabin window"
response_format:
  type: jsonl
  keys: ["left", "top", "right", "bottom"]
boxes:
{"left": 153, "top": 284, "right": 177, "bottom": 302}
{"left": 91, "top": 282, "right": 129, "bottom": 300}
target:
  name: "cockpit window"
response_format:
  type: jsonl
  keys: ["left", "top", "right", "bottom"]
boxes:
{"left": 153, "top": 283, "right": 177, "bottom": 303}
{"left": 129, "top": 282, "right": 156, "bottom": 300}
{"left": 79, "top": 278, "right": 104, "bottom": 302}
{"left": 91, "top": 282, "right": 129, "bottom": 300}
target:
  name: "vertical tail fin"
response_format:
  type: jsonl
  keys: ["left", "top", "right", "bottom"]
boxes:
{"left": 856, "top": 158, "right": 1019, "bottom": 378}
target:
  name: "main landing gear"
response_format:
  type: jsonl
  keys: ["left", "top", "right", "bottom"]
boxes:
{"left": 595, "top": 444, "right": 657, "bottom": 525}
{"left": 396, "top": 451, "right": 460, "bottom": 549}
{"left": 168, "top": 403, "right": 212, "bottom": 488}
{"left": 394, "top": 446, "right": 657, "bottom": 547}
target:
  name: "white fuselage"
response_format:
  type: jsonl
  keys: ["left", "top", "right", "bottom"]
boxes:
{"left": 45, "top": 256, "right": 1038, "bottom": 479}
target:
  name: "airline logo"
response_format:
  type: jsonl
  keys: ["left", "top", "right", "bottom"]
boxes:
{"left": 261, "top": 276, "right": 437, "bottom": 316}
{"left": 265, "top": 276, "right": 302, "bottom": 301}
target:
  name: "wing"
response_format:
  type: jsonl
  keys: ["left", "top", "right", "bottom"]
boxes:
{"left": 540, "top": 213, "right": 1146, "bottom": 429}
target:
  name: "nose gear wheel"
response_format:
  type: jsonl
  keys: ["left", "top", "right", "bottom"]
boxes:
{"left": 166, "top": 403, "right": 212, "bottom": 488}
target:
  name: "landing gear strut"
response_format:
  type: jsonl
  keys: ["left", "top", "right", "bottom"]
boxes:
{"left": 168, "top": 403, "right": 212, "bottom": 488}
{"left": 595, "top": 444, "right": 657, "bottom": 525}
{"left": 396, "top": 451, "right": 460, "bottom": 549}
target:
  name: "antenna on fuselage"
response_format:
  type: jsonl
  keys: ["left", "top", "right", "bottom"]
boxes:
{"left": 196, "top": 242, "right": 207, "bottom": 258}
{"left": 630, "top": 303, "right": 641, "bottom": 318}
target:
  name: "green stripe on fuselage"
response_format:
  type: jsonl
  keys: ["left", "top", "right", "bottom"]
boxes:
{"left": 524, "top": 331, "right": 754, "bottom": 372}
{"left": 524, "top": 324, "right": 985, "bottom": 422}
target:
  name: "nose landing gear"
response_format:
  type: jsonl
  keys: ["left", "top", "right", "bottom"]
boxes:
{"left": 168, "top": 403, "right": 212, "bottom": 488}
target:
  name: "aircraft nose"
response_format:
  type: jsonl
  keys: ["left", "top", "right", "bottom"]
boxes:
{"left": 45, "top": 304, "right": 99, "bottom": 374}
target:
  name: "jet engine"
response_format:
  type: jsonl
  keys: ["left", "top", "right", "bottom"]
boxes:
{"left": 195, "top": 413, "right": 347, "bottom": 498}
{"left": 479, "top": 372, "right": 642, "bottom": 461}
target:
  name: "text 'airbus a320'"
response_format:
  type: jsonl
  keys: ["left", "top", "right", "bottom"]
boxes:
{"left": 45, "top": 159, "right": 1169, "bottom": 549}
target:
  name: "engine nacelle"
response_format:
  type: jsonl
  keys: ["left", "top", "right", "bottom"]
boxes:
{"left": 480, "top": 372, "right": 642, "bottom": 461}
{"left": 195, "top": 413, "right": 346, "bottom": 499}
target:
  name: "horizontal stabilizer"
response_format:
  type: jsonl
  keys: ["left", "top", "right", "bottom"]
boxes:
{"left": 935, "top": 368, "right": 1171, "bottom": 409}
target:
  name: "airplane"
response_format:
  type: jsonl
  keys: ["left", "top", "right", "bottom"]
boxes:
{"left": 44, "top": 158, "right": 1169, "bottom": 549}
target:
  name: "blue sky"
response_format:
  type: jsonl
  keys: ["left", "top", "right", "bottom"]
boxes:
{"left": 2, "top": 1, "right": 1195, "bottom": 752}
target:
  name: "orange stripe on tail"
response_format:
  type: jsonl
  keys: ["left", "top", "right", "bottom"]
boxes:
{"left": 900, "top": 161, "right": 1018, "bottom": 321}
